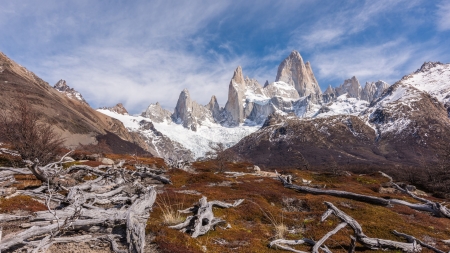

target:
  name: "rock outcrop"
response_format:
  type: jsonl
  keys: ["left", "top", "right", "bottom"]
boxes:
{"left": 100, "top": 103, "right": 129, "bottom": 115}
{"left": 335, "top": 76, "right": 362, "bottom": 99}
{"left": 275, "top": 50, "right": 322, "bottom": 97}
{"left": 362, "top": 80, "right": 389, "bottom": 103}
{"left": 142, "top": 102, "right": 172, "bottom": 123}
{"left": 54, "top": 79, "right": 88, "bottom": 105}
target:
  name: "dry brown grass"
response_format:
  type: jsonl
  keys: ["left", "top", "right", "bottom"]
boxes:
{"left": 156, "top": 192, "right": 185, "bottom": 225}
{"left": 0, "top": 195, "right": 47, "bottom": 213}
{"left": 14, "top": 174, "right": 42, "bottom": 189}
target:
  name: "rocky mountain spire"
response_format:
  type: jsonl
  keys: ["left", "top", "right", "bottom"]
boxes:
{"left": 335, "top": 76, "right": 362, "bottom": 99}
{"left": 362, "top": 80, "right": 389, "bottom": 102}
{"left": 275, "top": 50, "right": 322, "bottom": 97}
{"left": 206, "top": 95, "right": 222, "bottom": 122}
{"left": 172, "top": 89, "right": 194, "bottom": 128}
{"left": 224, "top": 66, "right": 246, "bottom": 125}
{"left": 172, "top": 89, "right": 215, "bottom": 131}
{"left": 324, "top": 85, "right": 335, "bottom": 95}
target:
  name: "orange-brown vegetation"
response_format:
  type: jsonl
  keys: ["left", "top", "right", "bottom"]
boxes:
{"left": 13, "top": 174, "right": 42, "bottom": 189}
{"left": 147, "top": 160, "right": 450, "bottom": 252}
{"left": 0, "top": 195, "right": 47, "bottom": 213}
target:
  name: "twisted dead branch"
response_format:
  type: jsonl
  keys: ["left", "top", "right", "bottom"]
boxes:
{"left": 170, "top": 196, "right": 244, "bottom": 238}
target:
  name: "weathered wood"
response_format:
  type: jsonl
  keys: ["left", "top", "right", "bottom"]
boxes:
{"left": 279, "top": 174, "right": 450, "bottom": 218}
{"left": 170, "top": 196, "right": 244, "bottom": 238}
{"left": 323, "top": 202, "right": 422, "bottom": 252}
{"left": 392, "top": 230, "right": 447, "bottom": 253}
{"left": 0, "top": 214, "right": 30, "bottom": 222}
{"left": 278, "top": 175, "right": 390, "bottom": 206}
{"left": 312, "top": 222, "right": 348, "bottom": 253}
{"left": 106, "top": 235, "right": 128, "bottom": 253}
{"left": 269, "top": 238, "right": 331, "bottom": 253}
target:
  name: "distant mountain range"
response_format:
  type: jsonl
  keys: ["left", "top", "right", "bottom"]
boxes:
{"left": 1, "top": 50, "right": 449, "bottom": 168}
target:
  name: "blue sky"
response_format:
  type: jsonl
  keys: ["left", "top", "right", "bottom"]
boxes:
{"left": 1, "top": 0, "right": 449, "bottom": 114}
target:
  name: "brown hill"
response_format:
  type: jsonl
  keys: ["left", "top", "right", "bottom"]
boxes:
{"left": 0, "top": 51, "right": 144, "bottom": 151}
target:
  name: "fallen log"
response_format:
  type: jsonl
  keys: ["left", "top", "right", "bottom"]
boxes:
{"left": 277, "top": 174, "right": 389, "bottom": 205}
{"left": 278, "top": 174, "right": 450, "bottom": 218}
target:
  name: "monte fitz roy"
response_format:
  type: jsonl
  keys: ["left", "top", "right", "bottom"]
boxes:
{"left": 1, "top": 50, "right": 450, "bottom": 168}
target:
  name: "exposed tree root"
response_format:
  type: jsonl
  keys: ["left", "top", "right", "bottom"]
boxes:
{"left": 169, "top": 196, "right": 244, "bottom": 238}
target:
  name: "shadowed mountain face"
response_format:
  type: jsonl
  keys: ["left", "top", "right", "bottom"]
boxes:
{"left": 0, "top": 52, "right": 145, "bottom": 151}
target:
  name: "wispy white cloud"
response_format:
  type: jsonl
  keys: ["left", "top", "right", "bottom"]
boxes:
{"left": 295, "top": 0, "right": 422, "bottom": 49}
{"left": 436, "top": 1, "right": 450, "bottom": 31}
{"left": 312, "top": 39, "right": 443, "bottom": 87}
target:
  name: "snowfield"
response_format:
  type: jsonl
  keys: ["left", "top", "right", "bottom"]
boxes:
{"left": 97, "top": 109, "right": 260, "bottom": 158}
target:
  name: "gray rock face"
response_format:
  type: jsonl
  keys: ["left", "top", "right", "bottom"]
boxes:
{"left": 53, "top": 79, "right": 88, "bottom": 105}
{"left": 142, "top": 102, "right": 172, "bottom": 123}
{"left": 137, "top": 120, "right": 194, "bottom": 161}
{"left": 275, "top": 50, "right": 322, "bottom": 97}
{"left": 172, "top": 89, "right": 214, "bottom": 131}
{"left": 206, "top": 95, "right": 222, "bottom": 122}
{"left": 322, "top": 85, "right": 336, "bottom": 103}
{"left": 335, "top": 76, "right": 362, "bottom": 99}
{"left": 224, "top": 66, "right": 246, "bottom": 126}
{"left": 362, "top": 80, "right": 390, "bottom": 102}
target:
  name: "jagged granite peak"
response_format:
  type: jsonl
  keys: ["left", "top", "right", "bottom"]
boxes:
{"left": 172, "top": 89, "right": 214, "bottom": 131}
{"left": 53, "top": 79, "right": 88, "bottom": 105}
{"left": 263, "top": 80, "right": 270, "bottom": 88}
{"left": 335, "top": 76, "right": 362, "bottom": 99}
{"left": 224, "top": 66, "right": 247, "bottom": 126}
{"left": 232, "top": 66, "right": 245, "bottom": 85}
{"left": 275, "top": 50, "right": 322, "bottom": 97}
{"left": 362, "top": 80, "right": 389, "bottom": 102}
{"left": 100, "top": 103, "right": 128, "bottom": 115}
{"left": 206, "top": 95, "right": 222, "bottom": 122}
{"left": 324, "top": 85, "right": 335, "bottom": 95}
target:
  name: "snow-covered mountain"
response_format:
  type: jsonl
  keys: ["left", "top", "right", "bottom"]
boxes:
{"left": 232, "top": 61, "right": 450, "bottom": 168}
{"left": 98, "top": 50, "right": 393, "bottom": 161}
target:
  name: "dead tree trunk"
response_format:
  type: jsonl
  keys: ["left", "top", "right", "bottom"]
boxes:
{"left": 278, "top": 174, "right": 450, "bottom": 218}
